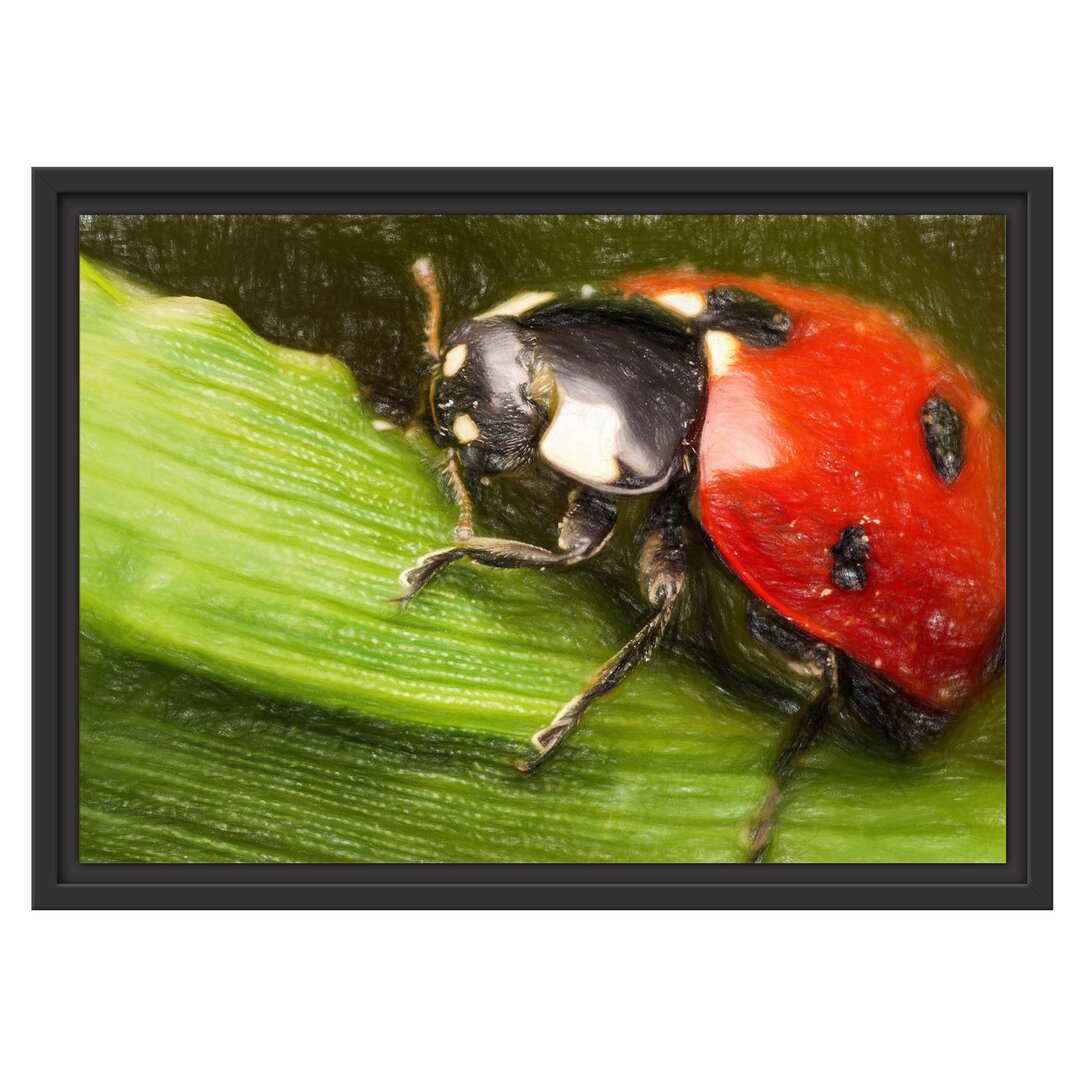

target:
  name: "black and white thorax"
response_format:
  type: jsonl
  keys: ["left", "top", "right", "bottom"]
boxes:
{"left": 428, "top": 295, "right": 706, "bottom": 495}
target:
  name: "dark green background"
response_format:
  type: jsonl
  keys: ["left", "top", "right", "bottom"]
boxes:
{"left": 80, "top": 213, "right": 1006, "bottom": 416}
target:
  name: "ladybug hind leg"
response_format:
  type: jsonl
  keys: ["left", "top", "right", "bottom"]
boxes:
{"left": 515, "top": 491, "right": 689, "bottom": 774}
{"left": 745, "top": 602, "right": 848, "bottom": 863}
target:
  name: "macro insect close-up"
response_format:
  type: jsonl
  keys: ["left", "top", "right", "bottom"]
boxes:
{"left": 76, "top": 212, "right": 1007, "bottom": 865}
{"left": 396, "top": 259, "right": 1006, "bottom": 860}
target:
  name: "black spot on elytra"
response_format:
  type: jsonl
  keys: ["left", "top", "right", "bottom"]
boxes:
{"left": 831, "top": 525, "right": 870, "bottom": 591}
{"left": 921, "top": 395, "right": 965, "bottom": 484}
{"left": 703, "top": 287, "right": 791, "bottom": 348}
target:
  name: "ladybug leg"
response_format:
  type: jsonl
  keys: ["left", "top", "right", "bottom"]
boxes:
{"left": 516, "top": 495, "right": 688, "bottom": 774}
{"left": 747, "top": 644, "right": 844, "bottom": 863}
{"left": 440, "top": 448, "right": 474, "bottom": 540}
{"left": 393, "top": 487, "right": 617, "bottom": 610}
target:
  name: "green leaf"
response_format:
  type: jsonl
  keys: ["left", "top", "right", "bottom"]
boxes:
{"left": 78, "top": 256, "right": 1005, "bottom": 863}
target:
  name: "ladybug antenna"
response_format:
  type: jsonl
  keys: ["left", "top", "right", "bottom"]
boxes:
{"left": 412, "top": 256, "right": 473, "bottom": 540}
{"left": 412, "top": 257, "right": 442, "bottom": 369}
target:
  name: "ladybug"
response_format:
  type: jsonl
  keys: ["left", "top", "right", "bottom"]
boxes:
{"left": 396, "top": 259, "right": 1006, "bottom": 858}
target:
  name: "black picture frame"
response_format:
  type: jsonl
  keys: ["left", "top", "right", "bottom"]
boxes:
{"left": 32, "top": 167, "right": 1053, "bottom": 910}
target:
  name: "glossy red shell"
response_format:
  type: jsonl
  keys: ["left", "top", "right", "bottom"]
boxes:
{"left": 621, "top": 271, "right": 1006, "bottom": 710}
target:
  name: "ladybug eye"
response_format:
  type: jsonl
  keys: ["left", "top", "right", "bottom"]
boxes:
{"left": 921, "top": 395, "right": 965, "bottom": 484}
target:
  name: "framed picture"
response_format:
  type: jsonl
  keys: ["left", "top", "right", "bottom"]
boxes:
{"left": 32, "top": 168, "right": 1052, "bottom": 908}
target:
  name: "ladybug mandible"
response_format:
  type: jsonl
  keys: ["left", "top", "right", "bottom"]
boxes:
{"left": 396, "top": 259, "right": 1005, "bottom": 856}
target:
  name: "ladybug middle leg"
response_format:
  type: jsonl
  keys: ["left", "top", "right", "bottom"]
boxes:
{"left": 516, "top": 488, "right": 689, "bottom": 773}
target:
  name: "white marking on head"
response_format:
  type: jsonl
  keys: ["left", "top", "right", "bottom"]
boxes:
{"left": 704, "top": 330, "right": 739, "bottom": 378}
{"left": 452, "top": 413, "right": 480, "bottom": 444}
{"left": 539, "top": 398, "right": 621, "bottom": 486}
{"left": 474, "top": 291, "right": 557, "bottom": 320}
{"left": 655, "top": 289, "right": 706, "bottom": 318}
{"left": 580, "top": 284, "right": 596, "bottom": 298}
{"left": 442, "top": 343, "right": 467, "bottom": 377}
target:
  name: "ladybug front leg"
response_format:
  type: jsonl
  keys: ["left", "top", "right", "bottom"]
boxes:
{"left": 516, "top": 494, "right": 688, "bottom": 774}
{"left": 440, "top": 447, "right": 474, "bottom": 539}
{"left": 393, "top": 487, "right": 617, "bottom": 610}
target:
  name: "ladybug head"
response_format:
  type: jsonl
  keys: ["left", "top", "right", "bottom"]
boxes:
{"left": 428, "top": 317, "right": 554, "bottom": 475}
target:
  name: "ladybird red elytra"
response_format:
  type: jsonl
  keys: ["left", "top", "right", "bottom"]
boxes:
{"left": 619, "top": 269, "right": 1006, "bottom": 710}
{"left": 396, "top": 260, "right": 1005, "bottom": 860}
